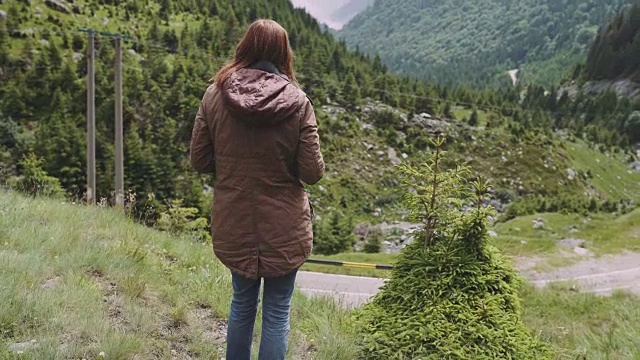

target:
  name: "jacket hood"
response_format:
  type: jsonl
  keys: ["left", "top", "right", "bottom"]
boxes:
{"left": 221, "top": 62, "right": 306, "bottom": 126}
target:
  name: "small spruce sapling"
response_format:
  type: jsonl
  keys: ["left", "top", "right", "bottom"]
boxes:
{"left": 355, "top": 138, "right": 551, "bottom": 359}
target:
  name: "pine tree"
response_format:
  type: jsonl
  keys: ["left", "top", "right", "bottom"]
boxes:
{"left": 468, "top": 109, "right": 479, "bottom": 126}
{"left": 0, "top": 17, "right": 9, "bottom": 67}
{"left": 342, "top": 73, "right": 360, "bottom": 108}
{"left": 356, "top": 138, "right": 551, "bottom": 359}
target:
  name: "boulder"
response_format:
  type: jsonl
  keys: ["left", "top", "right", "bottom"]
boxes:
{"left": 387, "top": 147, "right": 401, "bottom": 165}
{"left": 573, "top": 247, "right": 593, "bottom": 257}
{"left": 41, "top": 276, "right": 62, "bottom": 290}
{"left": 567, "top": 168, "right": 576, "bottom": 181}
{"left": 45, "top": 0, "right": 71, "bottom": 14}
{"left": 0, "top": 10, "right": 6, "bottom": 19}
{"left": 557, "top": 238, "right": 586, "bottom": 248}
{"left": 9, "top": 340, "right": 38, "bottom": 352}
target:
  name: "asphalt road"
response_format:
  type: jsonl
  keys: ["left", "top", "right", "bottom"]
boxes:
{"left": 297, "top": 252, "right": 640, "bottom": 308}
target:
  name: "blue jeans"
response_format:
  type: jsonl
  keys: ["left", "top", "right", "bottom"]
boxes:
{"left": 226, "top": 270, "right": 297, "bottom": 360}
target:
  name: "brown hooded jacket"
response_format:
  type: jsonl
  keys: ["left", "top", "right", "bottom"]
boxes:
{"left": 189, "top": 63, "right": 324, "bottom": 279}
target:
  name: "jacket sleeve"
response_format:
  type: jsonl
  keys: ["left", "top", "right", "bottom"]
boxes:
{"left": 297, "top": 100, "right": 325, "bottom": 185}
{"left": 189, "top": 99, "right": 215, "bottom": 174}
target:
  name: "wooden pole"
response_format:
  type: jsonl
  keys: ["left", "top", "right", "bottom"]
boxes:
{"left": 86, "top": 30, "right": 96, "bottom": 205}
{"left": 114, "top": 36, "right": 124, "bottom": 210}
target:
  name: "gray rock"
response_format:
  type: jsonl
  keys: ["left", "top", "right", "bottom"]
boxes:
{"left": 39, "top": 39, "right": 50, "bottom": 46}
{"left": 361, "top": 123, "right": 375, "bottom": 130}
{"left": 35, "top": 6, "right": 42, "bottom": 13}
{"left": 488, "top": 200, "right": 503, "bottom": 212}
{"left": 0, "top": 10, "right": 6, "bottom": 19}
{"left": 573, "top": 247, "right": 594, "bottom": 257}
{"left": 532, "top": 218, "right": 545, "bottom": 229}
{"left": 631, "top": 161, "right": 640, "bottom": 173}
{"left": 42, "top": 276, "right": 62, "bottom": 290}
{"left": 45, "top": 0, "right": 70, "bottom": 14}
{"left": 362, "top": 142, "right": 375, "bottom": 151}
{"left": 387, "top": 147, "right": 401, "bottom": 165}
{"left": 488, "top": 230, "right": 498, "bottom": 238}
{"left": 102, "top": 17, "right": 109, "bottom": 25}
{"left": 72, "top": 52, "right": 83, "bottom": 62}
{"left": 9, "top": 340, "right": 38, "bottom": 352}
{"left": 557, "top": 238, "right": 586, "bottom": 248}
{"left": 567, "top": 168, "right": 576, "bottom": 181}
{"left": 401, "top": 152, "right": 408, "bottom": 159}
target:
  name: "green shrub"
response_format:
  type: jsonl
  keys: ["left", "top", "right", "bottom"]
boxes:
{"left": 500, "top": 195, "right": 636, "bottom": 221}
{"left": 313, "top": 211, "right": 357, "bottom": 255}
{"left": 156, "top": 199, "right": 210, "bottom": 242}
{"left": 355, "top": 138, "right": 550, "bottom": 359}
{"left": 363, "top": 229, "right": 383, "bottom": 254}
{"left": 11, "top": 153, "right": 64, "bottom": 198}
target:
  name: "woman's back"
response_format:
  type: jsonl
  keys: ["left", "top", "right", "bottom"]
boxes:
{"left": 189, "top": 19, "right": 323, "bottom": 360}
{"left": 190, "top": 61, "right": 323, "bottom": 280}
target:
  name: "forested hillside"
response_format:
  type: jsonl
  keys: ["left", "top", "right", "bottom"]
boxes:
{"left": 582, "top": 3, "right": 640, "bottom": 83}
{"left": 1, "top": 0, "right": 639, "bottom": 252}
{"left": 339, "top": 0, "right": 632, "bottom": 87}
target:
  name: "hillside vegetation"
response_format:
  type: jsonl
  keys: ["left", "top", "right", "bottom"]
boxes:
{"left": 1, "top": 0, "right": 640, "bottom": 257}
{"left": 2, "top": 190, "right": 640, "bottom": 358}
{"left": 582, "top": 3, "right": 640, "bottom": 83}
{"left": 339, "top": 0, "right": 632, "bottom": 87}
{"left": 0, "top": 190, "right": 357, "bottom": 359}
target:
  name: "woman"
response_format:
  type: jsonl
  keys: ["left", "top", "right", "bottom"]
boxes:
{"left": 189, "top": 19, "right": 324, "bottom": 360}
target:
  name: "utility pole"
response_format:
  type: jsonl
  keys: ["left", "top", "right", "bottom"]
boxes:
{"left": 114, "top": 36, "right": 124, "bottom": 210}
{"left": 86, "top": 29, "right": 96, "bottom": 205}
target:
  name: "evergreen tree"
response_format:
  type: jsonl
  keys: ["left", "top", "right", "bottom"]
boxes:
{"left": 356, "top": 139, "right": 551, "bottom": 358}
{"left": 0, "top": 18, "right": 9, "bottom": 67}
{"left": 468, "top": 109, "right": 479, "bottom": 126}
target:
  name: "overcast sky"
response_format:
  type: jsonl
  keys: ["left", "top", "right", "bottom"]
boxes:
{"left": 290, "top": 0, "right": 354, "bottom": 29}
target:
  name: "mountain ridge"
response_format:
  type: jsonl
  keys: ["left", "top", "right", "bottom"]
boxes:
{"left": 339, "top": 0, "right": 632, "bottom": 87}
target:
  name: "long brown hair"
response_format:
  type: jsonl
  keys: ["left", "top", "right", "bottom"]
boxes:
{"left": 213, "top": 19, "right": 297, "bottom": 88}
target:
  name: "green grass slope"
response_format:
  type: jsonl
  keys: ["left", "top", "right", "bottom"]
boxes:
{"left": 0, "top": 190, "right": 357, "bottom": 359}
{"left": 522, "top": 285, "right": 640, "bottom": 359}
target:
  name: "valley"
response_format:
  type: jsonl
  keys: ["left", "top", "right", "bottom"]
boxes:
{"left": 1, "top": 0, "right": 640, "bottom": 358}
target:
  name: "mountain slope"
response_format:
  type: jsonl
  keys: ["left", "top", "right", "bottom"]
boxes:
{"left": 583, "top": 3, "right": 640, "bottom": 83}
{"left": 339, "top": 0, "right": 632, "bottom": 87}
{"left": 0, "top": 0, "right": 639, "bottom": 242}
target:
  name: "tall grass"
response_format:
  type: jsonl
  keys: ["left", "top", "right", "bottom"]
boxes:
{"left": 0, "top": 190, "right": 357, "bottom": 359}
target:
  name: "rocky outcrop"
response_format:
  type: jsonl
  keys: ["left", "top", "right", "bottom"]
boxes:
{"left": 561, "top": 79, "right": 640, "bottom": 100}
{"left": 355, "top": 221, "right": 421, "bottom": 253}
{"left": 44, "top": 0, "right": 70, "bottom": 14}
